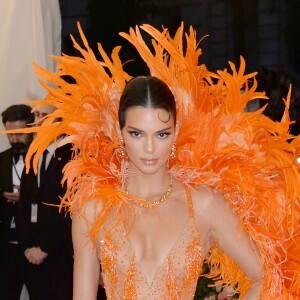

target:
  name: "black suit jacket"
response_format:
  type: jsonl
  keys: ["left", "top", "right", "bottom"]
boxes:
{"left": 18, "top": 143, "right": 73, "bottom": 256}
{"left": 0, "top": 148, "right": 19, "bottom": 249}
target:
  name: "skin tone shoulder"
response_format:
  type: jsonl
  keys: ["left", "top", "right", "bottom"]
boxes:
{"left": 72, "top": 105, "right": 264, "bottom": 299}
{"left": 191, "top": 186, "right": 263, "bottom": 299}
{"left": 73, "top": 200, "right": 101, "bottom": 299}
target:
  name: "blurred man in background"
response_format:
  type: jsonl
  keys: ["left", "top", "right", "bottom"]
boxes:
{"left": 18, "top": 103, "right": 73, "bottom": 300}
{"left": 0, "top": 104, "right": 34, "bottom": 300}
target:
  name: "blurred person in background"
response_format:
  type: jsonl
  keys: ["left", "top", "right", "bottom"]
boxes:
{"left": 18, "top": 103, "right": 73, "bottom": 300}
{"left": 0, "top": 104, "right": 34, "bottom": 300}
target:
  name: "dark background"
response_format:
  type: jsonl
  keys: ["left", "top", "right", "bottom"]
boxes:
{"left": 59, "top": 0, "right": 300, "bottom": 74}
{"left": 59, "top": 0, "right": 300, "bottom": 133}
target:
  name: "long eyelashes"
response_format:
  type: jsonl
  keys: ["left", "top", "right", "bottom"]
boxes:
{"left": 158, "top": 131, "right": 171, "bottom": 138}
{"left": 127, "top": 130, "right": 172, "bottom": 138}
{"left": 127, "top": 130, "right": 142, "bottom": 137}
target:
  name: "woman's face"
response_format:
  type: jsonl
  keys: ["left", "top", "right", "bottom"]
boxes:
{"left": 121, "top": 106, "right": 177, "bottom": 175}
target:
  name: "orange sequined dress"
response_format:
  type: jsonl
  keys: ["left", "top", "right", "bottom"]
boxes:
{"left": 99, "top": 186, "right": 204, "bottom": 300}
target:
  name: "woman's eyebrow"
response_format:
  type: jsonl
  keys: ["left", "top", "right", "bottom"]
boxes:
{"left": 156, "top": 127, "right": 172, "bottom": 134}
{"left": 126, "top": 126, "right": 172, "bottom": 133}
{"left": 126, "top": 126, "right": 143, "bottom": 132}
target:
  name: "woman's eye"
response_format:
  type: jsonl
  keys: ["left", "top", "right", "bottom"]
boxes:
{"left": 128, "top": 130, "right": 141, "bottom": 137}
{"left": 158, "top": 132, "right": 171, "bottom": 138}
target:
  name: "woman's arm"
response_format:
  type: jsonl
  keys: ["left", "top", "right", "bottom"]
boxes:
{"left": 72, "top": 201, "right": 101, "bottom": 300}
{"left": 194, "top": 188, "right": 264, "bottom": 299}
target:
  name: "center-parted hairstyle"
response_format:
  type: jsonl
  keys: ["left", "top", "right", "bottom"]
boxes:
{"left": 118, "top": 76, "right": 176, "bottom": 129}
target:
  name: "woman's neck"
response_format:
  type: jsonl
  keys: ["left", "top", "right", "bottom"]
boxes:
{"left": 125, "top": 168, "right": 171, "bottom": 202}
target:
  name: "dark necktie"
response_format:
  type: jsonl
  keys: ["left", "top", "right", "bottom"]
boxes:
{"left": 12, "top": 152, "right": 23, "bottom": 163}
{"left": 39, "top": 150, "right": 48, "bottom": 186}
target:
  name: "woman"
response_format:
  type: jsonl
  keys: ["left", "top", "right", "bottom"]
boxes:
{"left": 16, "top": 23, "right": 299, "bottom": 299}
{"left": 72, "top": 76, "right": 263, "bottom": 299}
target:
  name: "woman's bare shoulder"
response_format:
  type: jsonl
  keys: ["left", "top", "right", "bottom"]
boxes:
{"left": 190, "top": 184, "right": 240, "bottom": 234}
{"left": 73, "top": 198, "right": 103, "bottom": 224}
{"left": 189, "top": 184, "right": 224, "bottom": 213}
{"left": 185, "top": 185, "right": 225, "bottom": 251}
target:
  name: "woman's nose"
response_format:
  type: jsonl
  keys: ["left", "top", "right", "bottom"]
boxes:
{"left": 145, "top": 137, "right": 155, "bottom": 154}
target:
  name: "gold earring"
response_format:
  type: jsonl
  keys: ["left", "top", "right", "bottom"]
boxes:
{"left": 118, "top": 139, "right": 126, "bottom": 159}
{"left": 170, "top": 144, "right": 176, "bottom": 158}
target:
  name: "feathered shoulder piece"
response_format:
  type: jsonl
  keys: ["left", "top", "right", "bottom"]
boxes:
{"left": 23, "top": 22, "right": 299, "bottom": 299}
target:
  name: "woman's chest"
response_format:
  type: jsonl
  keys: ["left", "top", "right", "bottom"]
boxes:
{"left": 99, "top": 218, "right": 204, "bottom": 286}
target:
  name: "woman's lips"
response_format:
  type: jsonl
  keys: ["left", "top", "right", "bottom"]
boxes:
{"left": 141, "top": 158, "right": 158, "bottom": 165}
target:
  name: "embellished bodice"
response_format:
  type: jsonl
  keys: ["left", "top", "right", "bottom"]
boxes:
{"left": 99, "top": 186, "right": 205, "bottom": 300}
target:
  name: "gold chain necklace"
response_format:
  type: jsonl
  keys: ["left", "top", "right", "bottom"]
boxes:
{"left": 124, "top": 175, "right": 173, "bottom": 208}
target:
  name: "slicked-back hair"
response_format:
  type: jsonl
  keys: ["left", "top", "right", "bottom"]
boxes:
{"left": 118, "top": 76, "right": 176, "bottom": 129}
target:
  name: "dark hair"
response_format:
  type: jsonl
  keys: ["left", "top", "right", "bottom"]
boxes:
{"left": 1, "top": 104, "right": 35, "bottom": 125}
{"left": 118, "top": 76, "right": 176, "bottom": 129}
